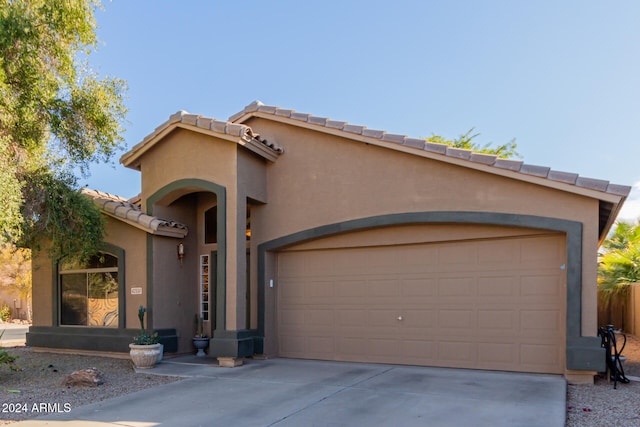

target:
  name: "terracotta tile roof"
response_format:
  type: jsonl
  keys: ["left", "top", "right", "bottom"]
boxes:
{"left": 81, "top": 188, "right": 188, "bottom": 238}
{"left": 230, "top": 101, "right": 631, "bottom": 198}
{"left": 121, "top": 110, "right": 283, "bottom": 168}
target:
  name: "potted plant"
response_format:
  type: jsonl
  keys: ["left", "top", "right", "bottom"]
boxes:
{"left": 129, "top": 305, "right": 161, "bottom": 369}
{"left": 192, "top": 314, "right": 209, "bottom": 357}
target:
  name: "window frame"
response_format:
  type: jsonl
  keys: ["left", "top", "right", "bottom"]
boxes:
{"left": 54, "top": 244, "right": 126, "bottom": 329}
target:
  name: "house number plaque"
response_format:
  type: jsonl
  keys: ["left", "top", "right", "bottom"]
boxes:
{"left": 131, "top": 287, "right": 143, "bottom": 295}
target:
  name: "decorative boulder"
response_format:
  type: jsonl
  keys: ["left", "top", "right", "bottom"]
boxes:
{"left": 63, "top": 368, "right": 104, "bottom": 387}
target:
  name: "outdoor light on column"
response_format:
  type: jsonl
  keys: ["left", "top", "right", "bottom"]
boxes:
{"left": 177, "top": 242, "right": 185, "bottom": 266}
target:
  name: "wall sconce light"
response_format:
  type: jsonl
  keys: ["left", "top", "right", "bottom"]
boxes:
{"left": 177, "top": 242, "right": 185, "bottom": 266}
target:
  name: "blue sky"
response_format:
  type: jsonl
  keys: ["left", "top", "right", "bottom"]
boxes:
{"left": 85, "top": 1, "right": 640, "bottom": 219}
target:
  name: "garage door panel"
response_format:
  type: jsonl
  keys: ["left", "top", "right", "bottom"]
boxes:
{"left": 477, "top": 276, "right": 517, "bottom": 296}
{"left": 368, "top": 310, "right": 399, "bottom": 327}
{"left": 401, "top": 278, "right": 437, "bottom": 296}
{"left": 279, "top": 309, "right": 305, "bottom": 326}
{"left": 402, "top": 309, "right": 437, "bottom": 329}
{"left": 521, "top": 275, "right": 563, "bottom": 297}
{"left": 278, "top": 278, "right": 305, "bottom": 300}
{"left": 279, "top": 335, "right": 305, "bottom": 355}
{"left": 438, "top": 341, "right": 475, "bottom": 364}
{"left": 369, "top": 338, "right": 403, "bottom": 358}
{"left": 478, "top": 240, "right": 520, "bottom": 264}
{"left": 306, "top": 309, "right": 334, "bottom": 326}
{"left": 437, "top": 277, "right": 475, "bottom": 296}
{"left": 335, "top": 280, "right": 367, "bottom": 297}
{"left": 368, "top": 279, "right": 400, "bottom": 297}
{"left": 520, "top": 344, "right": 562, "bottom": 367}
{"left": 403, "top": 340, "right": 437, "bottom": 359}
{"left": 477, "top": 309, "right": 517, "bottom": 331}
{"left": 478, "top": 342, "right": 517, "bottom": 365}
{"left": 277, "top": 234, "right": 565, "bottom": 374}
{"left": 521, "top": 310, "right": 562, "bottom": 336}
{"left": 520, "top": 238, "right": 564, "bottom": 265}
{"left": 305, "top": 280, "right": 334, "bottom": 297}
{"left": 306, "top": 336, "right": 335, "bottom": 355}
{"left": 438, "top": 244, "right": 478, "bottom": 266}
{"left": 438, "top": 309, "right": 474, "bottom": 329}
{"left": 336, "top": 309, "right": 367, "bottom": 327}
{"left": 395, "top": 245, "right": 439, "bottom": 267}
{"left": 337, "top": 337, "right": 366, "bottom": 356}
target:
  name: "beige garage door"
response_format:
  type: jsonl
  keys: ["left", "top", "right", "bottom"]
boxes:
{"left": 277, "top": 234, "right": 566, "bottom": 374}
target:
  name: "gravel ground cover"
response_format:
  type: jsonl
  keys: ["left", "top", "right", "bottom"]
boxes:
{"left": 0, "top": 347, "right": 182, "bottom": 424}
{"left": 567, "top": 333, "right": 640, "bottom": 427}
{"left": 0, "top": 336, "right": 639, "bottom": 426}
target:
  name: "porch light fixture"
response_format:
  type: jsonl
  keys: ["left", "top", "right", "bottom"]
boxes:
{"left": 177, "top": 242, "right": 185, "bottom": 266}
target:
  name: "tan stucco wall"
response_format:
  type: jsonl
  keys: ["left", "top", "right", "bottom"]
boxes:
{"left": 103, "top": 217, "right": 147, "bottom": 329}
{"left": 31, "top": 218, "right": 147, "bottom": 329}
{"left": 137, "top": 129, "right": 269, "bottom": 332}
{"left": 139, "top": 129, "right": 238, "bottom": 208}
{"left": 31, "top": 247, "right": 53, "bottom": 327}
{"left": 243, "top": 118, "right": 602, "bottom": 342}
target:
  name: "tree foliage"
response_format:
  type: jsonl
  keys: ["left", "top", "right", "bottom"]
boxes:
{"left": 0, "top": 244, "right": 31, "bottom": 320}
{"left": 427, "top": 128, "right": 520, "bottom": 159}
{"left": 598, "top": 221, "right": 640, "bottom": 299}
{"left": 0, "top": 0, "right": 127, "bottom": 260}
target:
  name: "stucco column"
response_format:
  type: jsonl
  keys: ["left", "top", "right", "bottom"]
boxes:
{"left": 224, "top": 189, "right": 238, "bottom": 331}
{"left": 210, "top": 184, "right": 254, "bottom": 361}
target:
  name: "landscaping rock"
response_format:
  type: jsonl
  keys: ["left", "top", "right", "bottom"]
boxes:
{"left": 62, "top": 367, "right": 104, "bottom": 387}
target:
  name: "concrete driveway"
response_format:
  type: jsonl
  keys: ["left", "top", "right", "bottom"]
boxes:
{"left": 13, "top": 357, "right": 566, "bottom": 427}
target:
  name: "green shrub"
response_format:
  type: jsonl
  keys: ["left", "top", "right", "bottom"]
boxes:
{"left": 0, "top": 331, "right": 19, "bottom": 371}
{"left": 0, "top": 304, "right": 11, "bottom": 322}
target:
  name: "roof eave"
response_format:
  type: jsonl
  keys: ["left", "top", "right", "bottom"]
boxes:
{"left": 121, "top": 111, "right": 282, "bottom": 169}
{"left": 101, "top": 211, "right": 188, "bottom": 238}
{"left": 120, "top": 122, "right": 249, "bottom": 169}
{"left": 599, "top": 196, "right": 628, "bottom": 246}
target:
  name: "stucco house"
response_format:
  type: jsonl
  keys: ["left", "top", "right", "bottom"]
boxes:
{"left": 27, "top": 101, "right": 629, "bottom": 382}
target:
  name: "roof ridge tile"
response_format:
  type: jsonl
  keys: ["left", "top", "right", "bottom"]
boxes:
{"left": 469, "top": 153, "right": 497, "bottom": 166}
{"left": 343, "top": 124, "right": 365, "bottom": 135}
{"left": 362, "top": 128, "right": 385, "bottom": 139}
{"left": 520, "top": 164, "right": 551, "bottom": 178}
{"left": 446, "top": 147, "right": 473, "bottom": 160}
{"left": 403, "top": 137, "right": 425, "bottom": 149}
{"left": 290, "top": 112, "right": 311, "bottom": 122}
{"left": 326, "top": 120, "right": 347, "bottom": 130}
{"left": 181, "top": 113, "right": 199, "bottom": 126}
{"left": 381, "top": 133, "right": 406, "bottom": 144}
{"left": 308, "top": 116, "right": 329, "bottom": 126}
{"left": 257, "top": 105, "right": 277, "bottom": 114}
{"left": 575, "top": 176, "right": 610, "bottom": 192}
{"left": 493, "top": 158, "right": 524, "bottom": 171}
{"left": 275, "top": 108, "right": 293, "bottom": 117}
{"left": 424, "top": 141, "right": 448, "bottom": 154}
{"left": 547, "top": 170, "right": 579, "bottom": 185}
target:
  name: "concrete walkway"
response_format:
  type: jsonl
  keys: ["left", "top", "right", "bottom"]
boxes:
{"left": 12, "top": 356, "right": 566, "bottom": 427}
